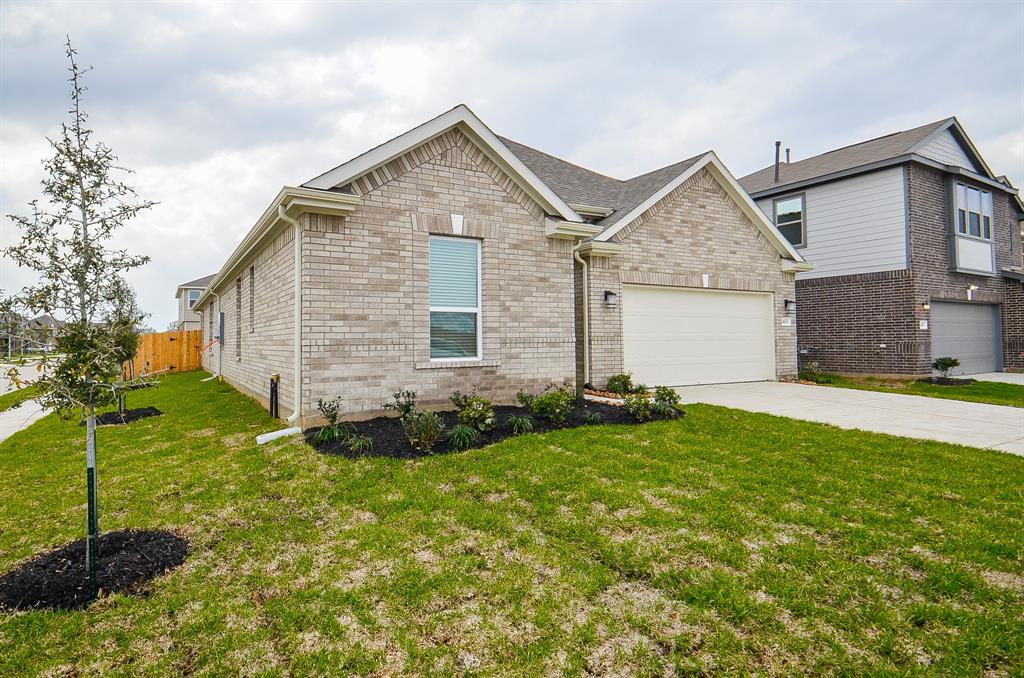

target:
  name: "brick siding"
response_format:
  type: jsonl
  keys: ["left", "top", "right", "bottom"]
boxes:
{"left": 584, "top": 168, "right": 798, "bottom": 387}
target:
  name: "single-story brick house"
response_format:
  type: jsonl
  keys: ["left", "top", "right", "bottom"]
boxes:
{"left": 195, "top": 105, "right": 810, "bottom": 423}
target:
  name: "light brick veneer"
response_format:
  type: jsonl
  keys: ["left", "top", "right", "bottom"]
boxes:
{"left": 582, "top": 168, "right": 798, "bottom": 388}
{"left": 300, "top": 130, "right": 576, "bottom": 420}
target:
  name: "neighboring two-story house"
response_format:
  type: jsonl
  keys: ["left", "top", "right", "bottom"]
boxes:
{"left": 174, "top": 274, "right": 215, "bottom": 331}
{"left": 740, "top": 118, "right": 1024, "bottom": 376}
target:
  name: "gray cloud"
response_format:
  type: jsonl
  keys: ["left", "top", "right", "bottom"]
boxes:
{"left": 2, "top": 0, "right": 1022, "bottom": 329}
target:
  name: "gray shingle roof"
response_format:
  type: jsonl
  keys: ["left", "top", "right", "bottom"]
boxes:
{"left": 177, "top": 274, "right": 216, "bottom": 289}
{"left": 738, "top": 118, "right": 954, "bottom": 196}
{"left": 498, "top": 136, "right": 705, "bottom": 229}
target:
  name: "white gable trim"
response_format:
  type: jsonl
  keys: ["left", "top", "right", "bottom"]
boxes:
{"left": 594, "top": 152, "right": 806, "bottom": 263}
{"left": 908, "top": 118, "right": 996, "bottom": 181}
{"left": 303, "top": 105, "right": 581, "bottom": 223}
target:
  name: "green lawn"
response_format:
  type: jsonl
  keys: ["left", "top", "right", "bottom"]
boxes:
{"left": 811, "top": 374, "right": 1024, "bottom": 408}
{"left": 0, "top": 385, "right": 38, "bottom": 413}
{"left": 1, "top": 371, "right": 1022, "bottom": 676}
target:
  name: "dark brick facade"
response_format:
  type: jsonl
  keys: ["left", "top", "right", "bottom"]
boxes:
{"left": 795, "top": 162, "right": 1024, "bottom": 375}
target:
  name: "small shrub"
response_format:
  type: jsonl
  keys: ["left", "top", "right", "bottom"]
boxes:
{"left": 401, "top": 410, "right": 445, "bottom": 453}
{"left": 606, "top": 373, "right": 634, "bottom": 395}
{"left": 507, "top": 414, "right": 534, "bottom": 435}
{"left": 634, "top": 384, "right": 648, "bottom": 394}
{"left": 532, "top": 386, "right": 575, "bottom": 424}
{"left": 383, "top": 390, "right": 418, "bottom": 418}
{"left": 447, "top": 424, "right": 480, "bottom": 451}
{"left": 515, "top": 389, "right": 535, "bottom": 409}
{"left": 450, "top": 390, "right": 496, "bottom": 431}
{"left": 932, "top": 356, "right": 960, "bottom": 379}
{"left": 653, "top": 386, "right": 679, "bottom": 407}
{"left": 623, "top": 391, "right": 652, "bottom": 422}
{"left": 348, "top": 435, "right": 373, "bottom": 455}
{"left": 584, "top": 411, "right": 603, "bottom": 426}
{"left": 314, "top": 397, "right": 355, "bottom": 444}
{"left": 798, "top": 360, "right": 835, "bottom": 384}
{"left": 651, "top": 400, "right": 680, "bottom": 419}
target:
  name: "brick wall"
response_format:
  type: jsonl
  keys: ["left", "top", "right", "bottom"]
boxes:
{"left": 300, "top": 129, "right": 577, "bottom": 420}
{"left": 795, "top": 269, "right": 927, "bottom": 375}
{"left": 199, "top": 228, "right": 297, "bottom": 414}
{"left": 584, "top": 168, "right": 798, "bottom": 387}
{"left": 1005, "top": 279, "right": 1024, "bottom": 372}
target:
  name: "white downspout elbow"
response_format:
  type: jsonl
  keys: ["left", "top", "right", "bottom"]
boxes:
{"left": 278, "top": 204, "right": 303, "bottom": 425}
{"left": 573, "top": 240, "right": 590, "bottom": 387}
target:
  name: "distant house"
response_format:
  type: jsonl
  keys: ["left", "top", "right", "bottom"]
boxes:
{"left": 174, "top": 274, "right": 216, "bottom": 331}
{"left": 740, "top": 118, "right": 1024, "bottom": 376}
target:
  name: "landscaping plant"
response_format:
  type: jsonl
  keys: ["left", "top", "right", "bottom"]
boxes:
{"left": 933, "top": 356, "right": 960, "bottom": 379}
{"left": 605, "top": 373, "right": 634, "bottom": 395}
{"left": 584, "top": 411, "right": 603, "bottom": 426}
{"left": 506, "top": 414, "right": 534, "bottom": 436}
{"left": 3, "top": 40, "right": 153, "bottom": 600}
{"left": 624, "top": 390, "right": 653, "bottom": 422}
{"left": 383, "top": 390, "right": 418, "bottom": 418}
{"left": 514, "top": 389, "right": 535, "bottom": 409}
{"left": 531, "top": 385, "right": 575, "bottom": 424}
{"left": 314, "top": 397, "right": 355, "bottom": 444}
{"left": 401, "top": 410, "right": 446, "bottom": 453}
{"left": 348, "top": 435, "right": 373, "bottom": 455}
{"left": 450, "top": 390, "right": 496, "bottom": 431}
{"left": 653, "top": 385, "right": 680, "bottom": 407}
{"left": 447, "top": 424, "right": 480, "bottom": 451}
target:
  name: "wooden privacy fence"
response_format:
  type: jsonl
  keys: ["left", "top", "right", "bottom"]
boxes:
{"left": 128, "top": 329, "right": 204, "bottom": 376}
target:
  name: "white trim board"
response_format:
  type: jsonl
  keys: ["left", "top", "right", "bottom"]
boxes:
{"left": 594, "top": 152, "right": 807, "bottom": 265}
{"left": 303, "top": 104, "right": 582, "bottom": 224}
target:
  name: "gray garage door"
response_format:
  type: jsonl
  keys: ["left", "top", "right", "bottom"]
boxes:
{"left": 930, "top": 302, "right": 1000, "bottom": 375}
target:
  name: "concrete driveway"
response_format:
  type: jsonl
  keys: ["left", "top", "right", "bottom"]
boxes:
{"left": 972, "top": 372, "right": 1024, "bottom": 386}
{"left": 675, "top": 381, "right": 1024, "bottom": 456}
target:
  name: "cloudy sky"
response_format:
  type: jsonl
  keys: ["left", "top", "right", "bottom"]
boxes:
{"left": 2, "top": 0, "right": 1022, "bottom": 329}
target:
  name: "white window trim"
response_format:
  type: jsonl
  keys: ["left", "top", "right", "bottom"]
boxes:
{"left": 187, "top": 289, "right": 201, "bottom": 309}
{"left": 954, "top": 181, "right": 993, "bottom": 242}
{"left": 429, "top": 235, "right": 482, "bottom": 362}
{"left": 772, "top": 192, "right": 807, "bottom": 249}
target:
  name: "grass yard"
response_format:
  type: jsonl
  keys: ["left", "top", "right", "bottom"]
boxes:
{"left": 1, "top": 371, "right": 1022, "bottom": 675}
{"left": 809, "top": 374, "right": 1024, "bottom": 408}
{"left": 0, "top": 385, "right": 38, "bottom": 414}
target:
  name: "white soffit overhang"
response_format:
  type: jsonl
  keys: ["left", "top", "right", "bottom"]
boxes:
{"left": 194, "top": 186, "right": 360, "bottom": 309}
{"left": 303, "top": 105, "right": 582, "bottom": 224}
{"left": 594, "top": 152, "right": 807, "bottom": 264}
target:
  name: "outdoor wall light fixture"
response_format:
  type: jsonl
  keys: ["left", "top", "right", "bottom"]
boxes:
{"left": 922, "top": 302, "right": 930, "bottom": 311}
{"left": 604, "top": 290, "right": 618, "bottom": 308}
{"left": 968, "top": 284, "right": 978, "bottom": 301}
{"left": 784, "top": 299, "right": 796, "bottom": 312}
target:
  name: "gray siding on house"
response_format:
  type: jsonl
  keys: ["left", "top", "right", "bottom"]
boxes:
{"left": 916, "top": 129, "right": 978, "bottom": 171}
{"left": 756, "top": 166, "right": 908, "bottom": 280}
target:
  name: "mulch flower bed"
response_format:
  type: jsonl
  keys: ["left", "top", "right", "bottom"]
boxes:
{"left": 0, "top": 529, "right": 189, "bottom": 611}
{"left": 307, "top": 400, "right": 678, "bottom": 460}
{"left": 917, "top": 377, "right": 976, "bottom": 386}
{"left": 91, "top": 406, "right": 163, "bottom": 427}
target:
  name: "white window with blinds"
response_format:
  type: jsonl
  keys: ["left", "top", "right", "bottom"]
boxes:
{"left": 429, "top": 236, "right": 481, "bottom": 360}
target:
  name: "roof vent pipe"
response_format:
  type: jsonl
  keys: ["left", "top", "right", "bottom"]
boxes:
{"left": 774, "top": 141, "right": 781, "bottom": 183}
{"left": 785, "top": 147, "right": 791, "bottom": 163}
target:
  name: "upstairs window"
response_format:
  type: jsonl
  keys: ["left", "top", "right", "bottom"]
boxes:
{"left": 954, "top": 182, "right": 992, "bottom": 240}
{"left": 248, "top": 266, "right": 255, "bottom": 333}
{"left": 187, "top": 289, "right": 201, "bottom": 309}
{"left": 235, "top": 277, "right": 242, "bottom": 359}
{"left": 773, "top": 194, "right": 805, "bottom": 248}
{"left": 429, "top": 236, "right": 480, "bottom": 360}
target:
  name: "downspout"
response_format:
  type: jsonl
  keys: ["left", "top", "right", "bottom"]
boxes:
{"left": 573, "top": 240, "right": 590, "bottom": 387}
{"left": 201, "top": 291, "right": 223, "bottom": 382}
{"left": 278, "top": 205, "right": 303, "bottom": 424}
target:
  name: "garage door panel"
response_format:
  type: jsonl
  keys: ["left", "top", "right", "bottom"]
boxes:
{"left": 622, "top": 285, "right": 775, "bottom": 387}
{"left": 930, "top": 302, "right": 999, "bottom": 375}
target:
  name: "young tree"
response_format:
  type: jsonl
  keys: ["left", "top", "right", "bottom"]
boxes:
{"left": 4, "top": 38, "right": 154, "bottom": 599}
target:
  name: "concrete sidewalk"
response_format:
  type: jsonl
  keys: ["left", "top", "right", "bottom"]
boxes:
{"left": 0, "top": 399, "right": 48, "bottom": 444}
{"left": 676, "top": 381, "right": 1024, "bottom": 456}
{"left": 971, "top": 372, "right": 1024, "bottom": 386}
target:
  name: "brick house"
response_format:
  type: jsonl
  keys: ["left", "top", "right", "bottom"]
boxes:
{"left": 194, "top": 105, "right": 809, "bottom": 424}
{"left": 173, "top": 273, "right": 215, "bottom": 331}
{"left": 739, "top": 118, "right": 1024, "bottom": 376}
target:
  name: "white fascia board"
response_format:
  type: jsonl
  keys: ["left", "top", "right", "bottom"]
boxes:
{"left": 781, "top": 260, "right": 815, "bottom": 273}
{"left": 544, "top": 218, "right": 603, "bottom": 240}
{"left": 595, "top": 152, "right": 804, "bottom": 263}
{"left": 302, "top": 104, "right": 581, "bottom": 223}
{"left": 578, "top": 240, "right": 627, "bottom": 257}
{"left": 194, "top": 186, "right": 360, "bottom": 310}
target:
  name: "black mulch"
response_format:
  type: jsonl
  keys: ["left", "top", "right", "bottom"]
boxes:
{"left": 307, "top": 401, "right": 681, "bottom": 459}
{"left": 94, "top": 406, "right": 163, "bottom": 427}
{"left": 916, "top": 377, "right": 976, "bottom": 386}
{"left": 0, "top": 530, "right": 189, "bottom": 611}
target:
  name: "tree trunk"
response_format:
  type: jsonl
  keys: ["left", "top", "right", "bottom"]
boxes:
{"left": 85, "top": 404, "right": 99, "bottom": 599}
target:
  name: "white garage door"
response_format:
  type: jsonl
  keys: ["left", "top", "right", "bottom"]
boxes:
{"left": 622, "top": 285, "right": 775, "bottom": 386}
